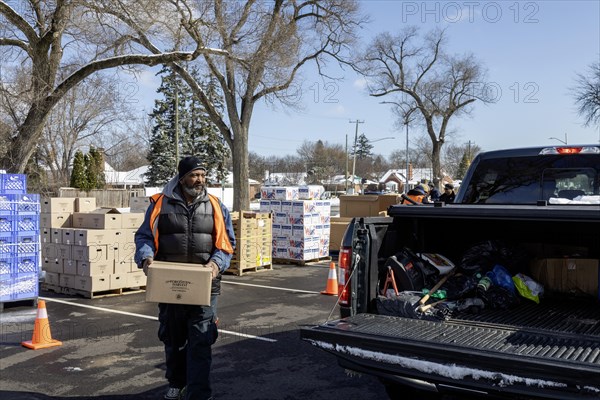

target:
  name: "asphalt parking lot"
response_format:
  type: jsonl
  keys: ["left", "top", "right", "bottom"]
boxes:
{"left": 0, "top": 261, "right": 387, "bottom": 400}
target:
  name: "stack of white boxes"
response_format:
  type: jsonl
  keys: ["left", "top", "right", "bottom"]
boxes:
{"left": 260, "top": 186, "right": 330, "bottom": 262}
{"left": 41, "top": 197, "right": 146, "bottom": 294}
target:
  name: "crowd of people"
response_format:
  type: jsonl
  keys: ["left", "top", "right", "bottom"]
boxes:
{"left": 401, "top": 182, "right": 456, "bottom": 205}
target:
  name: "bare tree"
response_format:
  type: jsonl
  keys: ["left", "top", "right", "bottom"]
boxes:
{"left": 37, "top": 72, "right": 138, "bottom": 186}
{"left": 572, "top": 61, "right": 600, "bottom": 128}
{"left": 94, "top": 0, "right": 363, "bottom": 210}
{"left": 356, "top": 28, "right": 493, "bottom": 188}
{"left": 0, "top": 0, "right": 217, "bottom": 173}
{"left": 442, "top": 142, "right": 481, "bottom": 180}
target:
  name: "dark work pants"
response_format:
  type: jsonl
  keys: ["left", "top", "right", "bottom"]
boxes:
{"left": 158, "top": 295, "right": 218, "bottom": 400}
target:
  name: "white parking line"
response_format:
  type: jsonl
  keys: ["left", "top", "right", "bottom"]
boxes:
{"left": 221, "top": 280, "right": 320, "bottom": 294}
{"left": 39, "top": 296, "right": 277, "bottom": 343}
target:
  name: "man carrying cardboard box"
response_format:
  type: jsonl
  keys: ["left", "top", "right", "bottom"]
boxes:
{"left": 135, "top": 156, "right": 236, "bottom": 400}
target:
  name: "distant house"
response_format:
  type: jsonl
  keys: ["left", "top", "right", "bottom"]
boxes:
{"left": 103, "top": 162, "right": 148, "bottom": 188}
{"left": 379, "top": 166, "right": 453, "bottom": 192}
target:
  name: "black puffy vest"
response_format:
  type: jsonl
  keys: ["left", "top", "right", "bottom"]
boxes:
{"left": 154, "top": 192, "right": 223, "bottom": 295}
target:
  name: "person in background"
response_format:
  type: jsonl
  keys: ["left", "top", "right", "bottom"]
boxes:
{"left": 135, "top": 156, "right": 236, "bottom": 400}
{"left": 429, "top": 184, "right": 441, "bottom": 202}
{"left": 439, "top": 183, "right": 456, "bottom": 203}
{"left": 401, "top": 185, "right": 430, "bottom": 204}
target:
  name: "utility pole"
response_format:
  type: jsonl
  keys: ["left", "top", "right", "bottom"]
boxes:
{"left": 345, "top": 134, "right": 349, "bottom": 192}
{"left": 349, "top": 119, "right": 364, "bottom": 194}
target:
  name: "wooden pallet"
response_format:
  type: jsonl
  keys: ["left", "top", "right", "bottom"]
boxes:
{"left": 272, "top": 256, "right": 332, "bottom": 266}
{"left": 42, "top": 283, "right": 146, "bottom": 299}
{"left": 225, "top": 263, "right": 273, "bottom": 276}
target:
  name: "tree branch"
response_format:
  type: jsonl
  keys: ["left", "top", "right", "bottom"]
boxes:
{"left": 0, "top": 1, "right": 39, "bottom": 44}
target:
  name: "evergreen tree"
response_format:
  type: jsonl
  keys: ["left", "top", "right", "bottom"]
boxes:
{"left": 89, "top": 146, "right": 105, "bottom": 189}
{"left": 70, "top": 150, "right": 86, "bottom": 188}
{"left": 147, "top": 68, "right": 190, "bottom": 186}
{"left": 456, "top": 152, "right": 471, "bottom": 180}
{"left": 147, "top": 68, "right": 230, "bottom": 186}
{"left": 354, "top": 133, "right": 374, "bottom": 160}
{"left": 83, "top": 153, "right": 96, "bottom": 191}
{"left": 182, "top": 73, "right": 230, "bottom": 184}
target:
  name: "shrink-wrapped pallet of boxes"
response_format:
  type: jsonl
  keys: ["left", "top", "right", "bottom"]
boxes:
{"left": 267, "top": 198, "right": 331, "bottom": 264}
{"left": 41, "top": 198, "right": 146, "bottom": 298}
{"left": 229, "top": 211, "right": 272, "bottom": 276}
{"left": 0, "top": 173, "right": 40, "bottom": 309}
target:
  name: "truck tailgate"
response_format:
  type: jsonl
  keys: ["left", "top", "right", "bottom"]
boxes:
{"left": 301, "top": 300, "right": 600, "bottom": 399}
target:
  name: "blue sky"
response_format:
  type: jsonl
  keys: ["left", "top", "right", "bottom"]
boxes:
{"left": 132, "top": 1, "right": 600, "bottom": 158}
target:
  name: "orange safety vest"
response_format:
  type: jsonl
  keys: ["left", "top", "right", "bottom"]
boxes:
{"left": 401, "top": 194, "right": 426, "bottom": 204}
{"left": 148, "top": 193, "right": 234, "bottom": 256}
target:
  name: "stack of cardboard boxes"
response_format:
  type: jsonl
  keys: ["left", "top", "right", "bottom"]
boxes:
{"left": 41, "top": 197, "right": 146, "bottom": 295}
{"left": 229, "top": 212, "right": 272, "bottom": 275}
{"left": 260, "top": 186, "right": 331, "bottom": 262}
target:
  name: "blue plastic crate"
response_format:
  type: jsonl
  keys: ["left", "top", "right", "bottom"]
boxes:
{"left": 0, "top": 278, "right": 11, "bottom": 301}
{"left": 0, "top": 194, "right": 13, "bottom": 211}
{"left": 0, "top": 238, "right": 16, "bottom": 258}
{"left": 0, "top": 259, "right": 11, "bottom": 278}
{"left": 0, "top": 216, "right": 13, "bottom": 232}
{"left": 16, "top": 235, "right": 39, "bottom": 254}
{"left": 0, "top": 174, "right": 27, "bottom": 194}
{"left": 10, "top": 273, "right": 38, "bottom": 298}
{"left": 14, "top": 193, "right": 40, "bottom": 213}
{"left": 15, "top": 256, "right": 38, "bottom": 274}
{"left": 15, "top": 214, "right": 39, "bottom": 235}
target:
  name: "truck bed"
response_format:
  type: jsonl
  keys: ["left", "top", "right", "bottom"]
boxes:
{"left": 302, "top": 297, "right": 600, "bottom": 398}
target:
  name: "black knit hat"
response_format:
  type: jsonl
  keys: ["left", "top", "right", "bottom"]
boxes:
{"left": 444, "top": 183, "right": 454, "bottom": 190}
{"left": 178, "top": 156, "right": 206, "bottom": 178}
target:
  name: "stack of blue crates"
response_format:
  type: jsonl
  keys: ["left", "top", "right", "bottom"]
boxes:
{"left": 0, "top": 173, "right": 40, "bottom": 303}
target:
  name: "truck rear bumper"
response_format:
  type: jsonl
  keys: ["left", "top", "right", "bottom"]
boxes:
{"left": 300, "top": 312, "right": 600, "bottom": 399}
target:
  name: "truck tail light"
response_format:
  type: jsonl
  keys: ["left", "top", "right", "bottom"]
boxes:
{"left": 540, "top": 146, "right": 600, "bottom": 155}
{"left": 338, "top": 247, "right": 352, "bottom": 306}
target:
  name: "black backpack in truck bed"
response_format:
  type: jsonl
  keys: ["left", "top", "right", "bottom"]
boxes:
{"left": 379, "top": 248, "right": 440, "bottom": 293}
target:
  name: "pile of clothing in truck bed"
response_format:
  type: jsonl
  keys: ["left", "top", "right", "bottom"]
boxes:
{"left": 376, "top": 241, "right": 544, "bottom": 321}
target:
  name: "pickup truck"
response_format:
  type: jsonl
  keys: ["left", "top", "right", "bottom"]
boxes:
{"left": 301, "top": 145, "right": 600, "bottom": 399}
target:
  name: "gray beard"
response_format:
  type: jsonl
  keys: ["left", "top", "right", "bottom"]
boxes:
{"left": 182, "top": 184, "right": 206, "bottom": 199}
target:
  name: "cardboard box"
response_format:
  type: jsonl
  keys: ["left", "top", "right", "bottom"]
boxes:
{"left": 63, "top": 259, "right": 77, "bottom": 275}
{"left": 61, "top": 228, "right": 75, "bottom": 245}
{"left": 74, "top": 229, "right": 115, "bottom": 246}
{"left": 329, "top": 217, "right": 353, "bottom": 252}
{"left": 129, "top": 197, "right": 150, "bottom": 213}
{"left": 530, "top": 258, "right": 599, "bottom": 298}
{"left": 42, "top": 243, "right": 58, "bottom": 260}
{"left": 72, "top": 209, "right": 122, "bottom": 230}
{"left": 42, "top": 258, "right": 62, "bottom": 273}
{"left": 75, "top": 197, "right": 97, "bottom": 212}
{"left": 68, "top": 274, "right": 110, "bottom": 292}
{"left": 146, "top": 261, "right": 212, "bottom": 305}
{"left": 110, "top": 273, "right": 128, "bottom": 289}
{"left": 121, "top": 213, "right": 144, "bottom": 229}
{"left": 40, "top": 212, "right": 72, "bottom": 228}
{"left": 41, "top": 197, "right": 75, "bottom": 213}
{"left": 44, "top": 271, "right": 60, "bottom": 286}
{"left": 72, "top": 244, "right": 108, "bottom": 262}
{"left": 41, "top": 228, "right": 51, "bottom": 244}
{"left": 50, "top": 228, "right": 63, "bottom": 244}
{"left": 127, "top": 271, "right": 147, "bottom": 288}
{"left": 77, "top": 260, "right": 113, "bottom": 276}
{"left": 339, "top": 194, "right": 400, "bottom": 217}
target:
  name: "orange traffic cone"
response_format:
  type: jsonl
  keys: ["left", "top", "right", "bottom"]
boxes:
{"left": 22, "top": 300, "right": 62, "bottom": 350}
{"left": 321, "top": 262, "right": 339, "bottom": 296}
